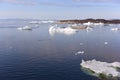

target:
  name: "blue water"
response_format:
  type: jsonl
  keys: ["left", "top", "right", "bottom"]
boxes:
{"left": 0, "top": 19, "right": 120, "bottom": 80}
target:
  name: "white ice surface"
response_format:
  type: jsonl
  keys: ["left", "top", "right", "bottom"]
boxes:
{"left": 49, "top": 26, "right": 77, "bottom": 36}
{"left": 80, "top": 59, "right": 120, "bottom": 77}
{"left": 17, "top": 26, "right": 32, "bottom": 30}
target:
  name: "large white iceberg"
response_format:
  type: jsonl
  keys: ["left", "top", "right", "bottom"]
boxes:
{"left": 49, "top": 26, "right": 77, "bottom": 36}
{"left": 80, "top": 59, "right": 120, "bottom": 79}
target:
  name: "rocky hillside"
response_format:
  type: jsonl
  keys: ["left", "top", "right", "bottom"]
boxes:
{"left": 57, "top": 18, "right": 120, "bottom": 24}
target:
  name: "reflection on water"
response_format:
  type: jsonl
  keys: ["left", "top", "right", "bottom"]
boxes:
{"left": 0, "top": 20, "right": 120, "bottom": 80}
{"left": 80, "top": 59, "right": 120, "bottom": 80}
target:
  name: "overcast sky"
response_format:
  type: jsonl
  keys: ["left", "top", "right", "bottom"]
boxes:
{"left": 0, "top": 0, "right": 120, "bottom": 19}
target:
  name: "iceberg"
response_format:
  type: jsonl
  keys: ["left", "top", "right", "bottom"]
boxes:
{"left": 75, "top": 51, "right": 84, "bottom": 55}
{"left": 80, "top": 59, "right": 120, "bottom": 79}
{"left": 29, "top": 20, "right": 55, "bottom": 24}
{"left": 83, "top": 22, "right": 94, "bottom": 26}
{"left": 111, "top": 28, "right": 119, "bottom": 31}
{"left": 104, "top": 42, "right": 108, "bottom": 45}
{"left": 94, "top": 22, "right": 104, "bottom": 26}
{"left": 83, "top": 22, "right": 104, "bottom": 26}
{"left": 49, "top": 25, "right": 77, "bottom": 36}
{"left": 41, "top": 20, "right": 54, "bottom": 23}
{"left": 17, "top": 26, "right": 32, "bottom": 30}
{"left": 70, "top": 25, "right": 93, "bottom": 32}
{"left": 86, "top": 26, "right": 93, "bottom": 31}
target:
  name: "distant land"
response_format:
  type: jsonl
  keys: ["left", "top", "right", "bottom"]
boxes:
{"left": 57, "top": 18, "right": 120, "bottom": 24}
{"left": 1, "top": 18, "right": 120, "bottom": 24}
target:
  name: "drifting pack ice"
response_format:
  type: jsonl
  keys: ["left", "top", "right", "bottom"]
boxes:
{"left": 49, "top": 25, "right": 77, "bottom": 36}
{"left": 80, "top": 59, "right": 120, "bottom": 79}
{"left": 17, "top": 26, "right": 32, "bottom": 30}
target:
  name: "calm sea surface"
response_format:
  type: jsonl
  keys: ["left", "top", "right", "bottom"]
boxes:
{"left": 0, "top": 20, "right": 120, "bottom": 80}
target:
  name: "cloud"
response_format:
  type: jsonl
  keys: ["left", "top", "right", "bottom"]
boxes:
{"left": 0, "top": 0, "right": 76, "bottom": 7}
{"left": 0, "top": 0, "right": 118, "bottom": 7}
{"left": 0, "top": 0, "right": 38, "bottom": 5}
{"left": 0, "top": 0, "right": 66, "bottom": 6}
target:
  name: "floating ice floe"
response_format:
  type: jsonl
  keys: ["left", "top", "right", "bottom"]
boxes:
{"left": 49, "top": 26, "right": 78, "bottom": 36}
{"left": 83, "top": 22, "right": 104, "bottom": 26}
{"left": 86, "top": 26, "right": 93, "bottom": 31}
{"left": 80, "top": 59, "right": 120, "bottom": 79}
{"left": 80, "top": 43, "right": 84, "bottom": 45}
{"left": 94, "top": 22, "right": 104, "bottom": 26}
{"left": 111, "top": 28, "right": 119, "bottom": 31}
{"left": 104, "top": 42, "right": 108, "bottom": 45}
{"left": 41, "top": 20, "right": 54, "bottom": 23}
{"left": 83, "top": 22, "right": 94, "bottom": 26}
{"left": 71, "top": 26, "right": 93, "bottom": 31}
{"left": 29, "top": 20, "right": 55, "bottom": 24}
{"left": 17, "top": 26, "right": 32, "bottom": 30}
{"left": 75, "top": 51, "right": 84, "bottom": 55}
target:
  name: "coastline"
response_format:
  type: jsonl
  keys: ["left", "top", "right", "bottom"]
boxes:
{"left": 56, "top": 18, "right": 120, "bottom": 24}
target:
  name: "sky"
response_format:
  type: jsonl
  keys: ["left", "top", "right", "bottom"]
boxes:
{"left": 0, "top": 0, "right": 120, "bottom": 19}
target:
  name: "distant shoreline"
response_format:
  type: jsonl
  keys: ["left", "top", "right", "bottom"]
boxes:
{"left": 1, "top": 18, "right": 120, "bottom": 24}
{"left": 57, "top": 18, "right": 120, "bottom": 24}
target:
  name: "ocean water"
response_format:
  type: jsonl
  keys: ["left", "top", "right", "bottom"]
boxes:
{"left": 0, "top": 19, "right": 120, "bottom": 80}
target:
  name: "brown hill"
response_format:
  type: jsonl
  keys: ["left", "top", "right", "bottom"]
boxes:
{"left": 58, "top": 18, "right": 120, "bottom": 24}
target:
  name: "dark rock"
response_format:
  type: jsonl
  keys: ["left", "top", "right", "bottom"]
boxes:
{"left": 57, "top": 18, "right": 120, "bottom": 24}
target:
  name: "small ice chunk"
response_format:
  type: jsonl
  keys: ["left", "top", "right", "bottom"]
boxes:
{"left": 18, "top": 26, "right": 32, "bottom": 30}
{"left": 86, "top": 26, "right": 93, "bottom": 31}
{"left": 104, "top": 42, "right": 108, "bottom": 45}
{"left": 111, "top": 28, "right": 119, "bottom": 31}
{"left": 75, "top": 51, "right": 84, "bottom": 55}
{"left": 80, "top": 43, "right": 84, "bottom": 45}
